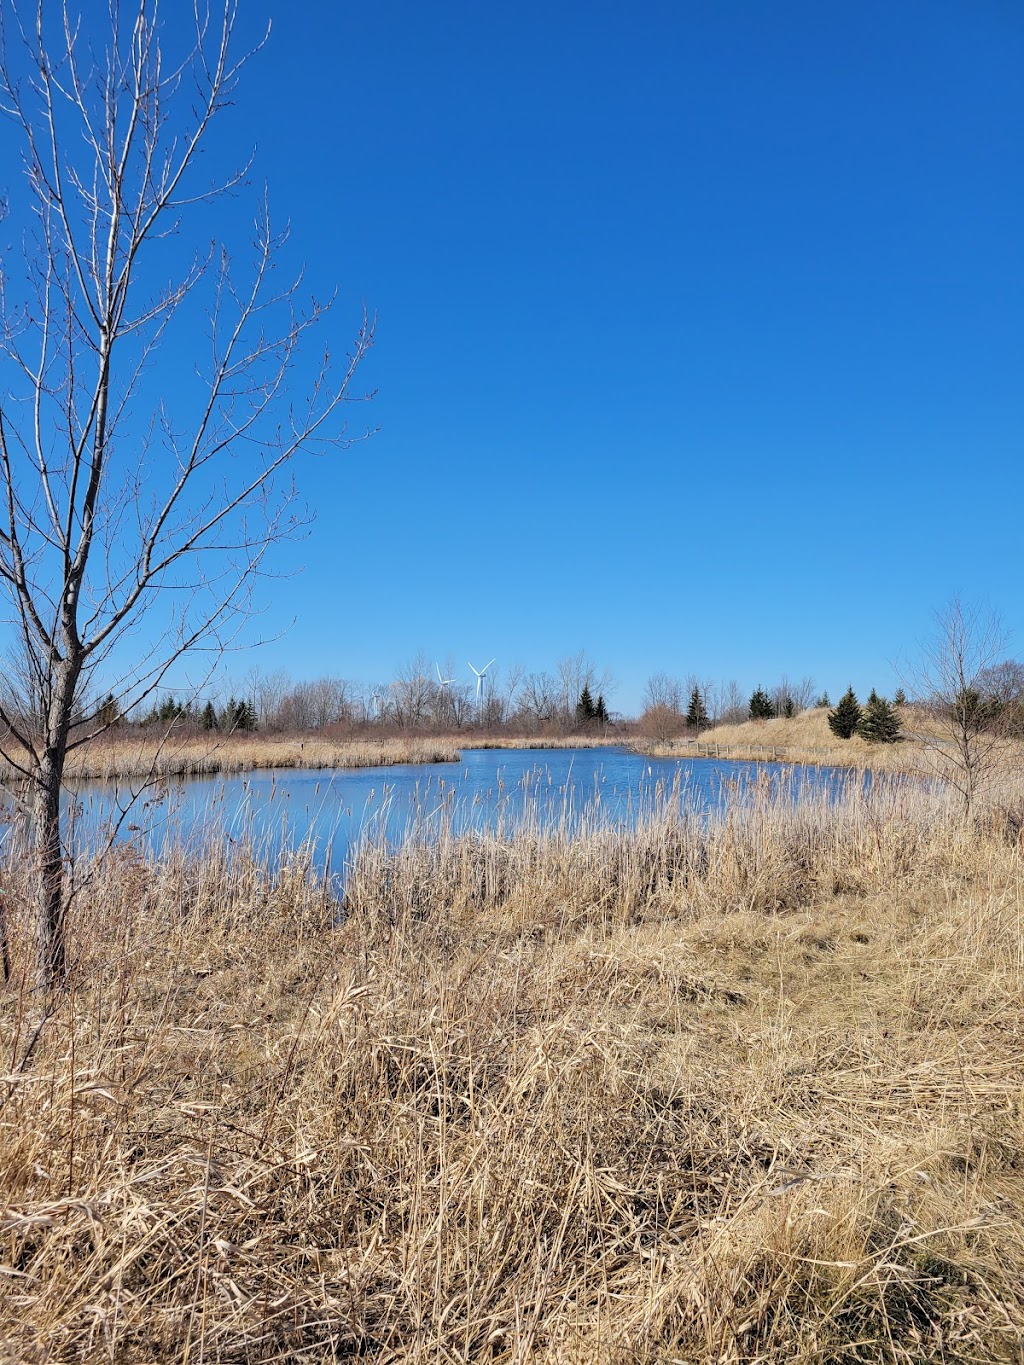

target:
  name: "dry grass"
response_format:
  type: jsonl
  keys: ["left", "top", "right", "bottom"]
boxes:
{"left": 460, "top": 734, "right": 621, "bottom": 752}
{"left": 2, "top": 777, "right": 1024, "bottom": 1361}
{"left": 635, "top": 705, "right": 986, "bottom": 776}
{"left": 3, "top": 734, "right": 465, "bottom": 784}
{"left": 0, "top": 733, "right": 621, "bottom": 786}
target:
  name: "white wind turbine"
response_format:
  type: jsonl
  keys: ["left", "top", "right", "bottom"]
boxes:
{"left": 436, "top": 663, "right": 455, "bottom": 689}
{"left": 468, "top": 658, "right": 495, "bottom": 702}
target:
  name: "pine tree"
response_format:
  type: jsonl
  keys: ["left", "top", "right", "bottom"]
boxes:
{"left": 157, "top": 695, "right": 184, "bottom": 725}
{"left": 782, "top": 694, "right": 795, "bottom": 718}
{"left": 595, "top": 694, "right": 609, "bottom": 725}
{"left": 575, "top": 685, "right": 596, "bottom": 725}
{"left": 222, "top": 697, "right": 257, "bottom": 732}
{"left": 96, "top": 693, "right": 120, "bottom": 726}
{"left": 816, "top": 691, "right": 830, "bottom": 708}
{"left": 749, "top": 687, "right": 774, "bottom": 720}
{"left": 686, "top": 686, "right": 709, "bottom": 733}
{"left": 828, "top": 686, "right": 861, "bottom": 740}
{"left": 893, "top": 688, "right": 907, "bottom": 707}
{"left": 200, "top": 700, "right": 218, "bottom": 731}
{"left": 857, "top": 692, "right": 902, "bottom": 744}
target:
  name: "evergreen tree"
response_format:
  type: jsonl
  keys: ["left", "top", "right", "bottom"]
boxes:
{"left": 575, "top": 685, "right": 597, "bottom": 725}
{"left": 815, "top": 691, "right": 830, "bottom": 708}
{"left": 782, "top": 694, "right": 795, "bottom": 718}
{"left": 828, "top": 686, "right": 861, "bottom": 740}
{"left": 222, "top": 696, "right": 257, "bottom": 732}
{"left": 594, "top": 694, "right": 609, "bottom": 725}
{"left": 200, "top": 700, "right": 218, "bottom": 731}
{"left": 857, "top": 692, "right": 902, "bottom": 744}
{"left": 96, "top": 693, "right": 120, "bottom": 726}
{"left": 157, "top": 695, "right": 185, "bottom": 725}
{"left": 749, "top": 686, "right": 774, "bottom": 720}
{"left": 686, "top": 685, "right": 709, "bottom": 733}
{"left": 893, "top": 688, "right": 907, "bottom": 707}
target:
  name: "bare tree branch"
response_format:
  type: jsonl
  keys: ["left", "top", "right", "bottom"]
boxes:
{"left": 0, "top": 0, "right": 375, "bottom": 987}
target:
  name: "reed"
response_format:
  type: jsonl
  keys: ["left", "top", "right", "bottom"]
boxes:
{"left": 2, "top": 776, "right": 1023, "bottom": 1361}
{"left": 0, "top": 732, "right": 622, "bottom": 787}
{"left": 634, "top": 702, "right": 1024, "bottom": 779}
{"left": 0, "top": 733, "right": 465, "bottom": 785}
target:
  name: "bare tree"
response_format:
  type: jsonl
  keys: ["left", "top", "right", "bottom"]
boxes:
{"left": 909, "top": 599, "right": 1011, "bottom": 814}
{"left": 557, "top": 650, "right": 613, "bottom": 727}
{"left": 643, "top": 672, "right": 684, "bottom": 715}
{"left": 717, "top": 679, "right": 747, "bottom": 726}
{"left": 306, "top": 676, "right": 354, "bottom": 729}
{"left": 0, "top": 3, "right": 374, "bottom": 986}
{"left": 513, "top": 671, "right": 558, "bottom": 732}
{"left": 244, "top": 666, "right": 291, "bottom": 732}
{"left": 429, "top": 658, "right": 471, "bottom": 730}
{"left": 391, "top": 652, "right": 435, "bottom": 730}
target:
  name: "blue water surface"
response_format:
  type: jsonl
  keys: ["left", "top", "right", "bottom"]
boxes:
{"left": 62, "top": 745, "right": 853, "bottom": 887}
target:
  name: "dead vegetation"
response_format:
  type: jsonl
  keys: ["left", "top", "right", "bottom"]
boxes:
{"left": 2, "top": 776, "right": 1024, "bottom": 1361}
{"left": 0, "top": 734, "right": 465, "bottom": 786}
{"left": 634, "top": 702, "right": 1024, "bottom": 780}
{"left": 0, "top": 733, "right": 625, "bottom": 787}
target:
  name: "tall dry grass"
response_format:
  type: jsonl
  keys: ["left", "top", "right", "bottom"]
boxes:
{"left": 0, "top": 732, "right": 620, "bottom": 787}
{"left": 2, "top": 776, "right": 1024, "bottom": 1361}
{"left": 0, "top": 733, "right": 465, "bottom": 785}
{"left": 634, "top": 703, "right": 1022, "bottom": 778}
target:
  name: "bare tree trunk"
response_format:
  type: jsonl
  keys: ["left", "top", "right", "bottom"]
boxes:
{"left": 0, "top": 2, "right": 373, "bottom": 992}
{"left": 32, "top": 755, "right": 67, "bottom": 989}
{"left": 33, "top": 663, "right": 77, "bottom": 990}
{"left": 0, "top": 891, "right": 10, "bottom": 984}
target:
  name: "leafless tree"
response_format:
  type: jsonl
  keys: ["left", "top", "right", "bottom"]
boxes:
{"left": 500, "top": 660, "right": 524, "bottom": 725}
{"left": 430, "top": 657, "right": 470, "bottom": 730}
{"left": 0, "top": 2, "right": 374, "bottom": 986}
{"left": 908, "top": 599, "right": 1011, "bottom": 814}
{"left": 513, "top": 671, "right": 558, "bottom": 732}
{"left": 644, "top": 672, "right": 683, "bottom": 715}
{"left": 717, "top": 679, "right": 747, "bottom": 725}
{"left": 306, "top": 676, "right": 354, "bottom": 729}
{"left": 391, "top": 652, "right": 436, "bottom": 730}
{"left": 556, "top": 650, "right": 613, "bottom": 726}
{"left": 244, "top": 666, "right": 291, "bottom": 731}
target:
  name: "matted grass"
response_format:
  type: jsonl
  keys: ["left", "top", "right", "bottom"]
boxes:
{"left": 637, "top": 703, "right": 1024, "bottom": 781}
{"left": 2, "top": 777, "right": 1024, "bottom": 1361}
{"left": 0, "top": 734, "right": 465, "bottom": 784}
{"left": 0, "top": 732, "right": 623, "bottom": 786}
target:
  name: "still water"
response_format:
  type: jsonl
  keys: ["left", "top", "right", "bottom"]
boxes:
{"left": 63, "top": 745, "right": 851, "bottom": 886}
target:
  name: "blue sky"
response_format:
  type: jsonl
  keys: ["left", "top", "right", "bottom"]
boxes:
{"left": 4, "top": 0, "right": 1023, "bottom": 712}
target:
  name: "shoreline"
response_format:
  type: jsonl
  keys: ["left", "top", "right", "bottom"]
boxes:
{"left": 0, "top": 732, "right": 626, "bottom": 785}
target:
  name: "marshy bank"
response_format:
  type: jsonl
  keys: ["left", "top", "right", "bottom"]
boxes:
{"left": 0, "top": 732, "right": 628, "bottom": 788}
{"left": 632, "top": 702, "right": 1024, "bottom": 785}
{"left": 2, "top": 776, "right": 1024, "bottom": 1361}
{"left": 52, "top": 746, "right": 853, "bottom": 890}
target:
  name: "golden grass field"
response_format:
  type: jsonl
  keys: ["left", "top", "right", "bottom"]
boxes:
{"left": 0, "top": 732, "right": 623, "bottom": 786}
{"left": 633, "top": 704, "right": 1018, "bottom": 780}
{"left": 2, "top": 770, "right": 1024, "bottom": 1362}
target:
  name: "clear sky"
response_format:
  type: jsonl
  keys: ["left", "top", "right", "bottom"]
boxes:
{"left": 6, "top": 1, "right": 1024, "bottom": 712}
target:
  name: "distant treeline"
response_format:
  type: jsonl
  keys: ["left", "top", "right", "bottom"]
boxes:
{"left": 66, "top": 656, "right": 1024, "bottom": 742}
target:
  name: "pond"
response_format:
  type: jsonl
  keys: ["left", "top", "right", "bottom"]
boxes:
{"left": 61, "top": 745, "right": 853, "bottom": 886}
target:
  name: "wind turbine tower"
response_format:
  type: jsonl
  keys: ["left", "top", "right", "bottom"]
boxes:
{"left": 468, "top": 658, "right": 495, "bottom": 702}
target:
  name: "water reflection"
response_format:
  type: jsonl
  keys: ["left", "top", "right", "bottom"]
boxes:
{"left": 61, "top": 746, "right": 854, "bottom": 886}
